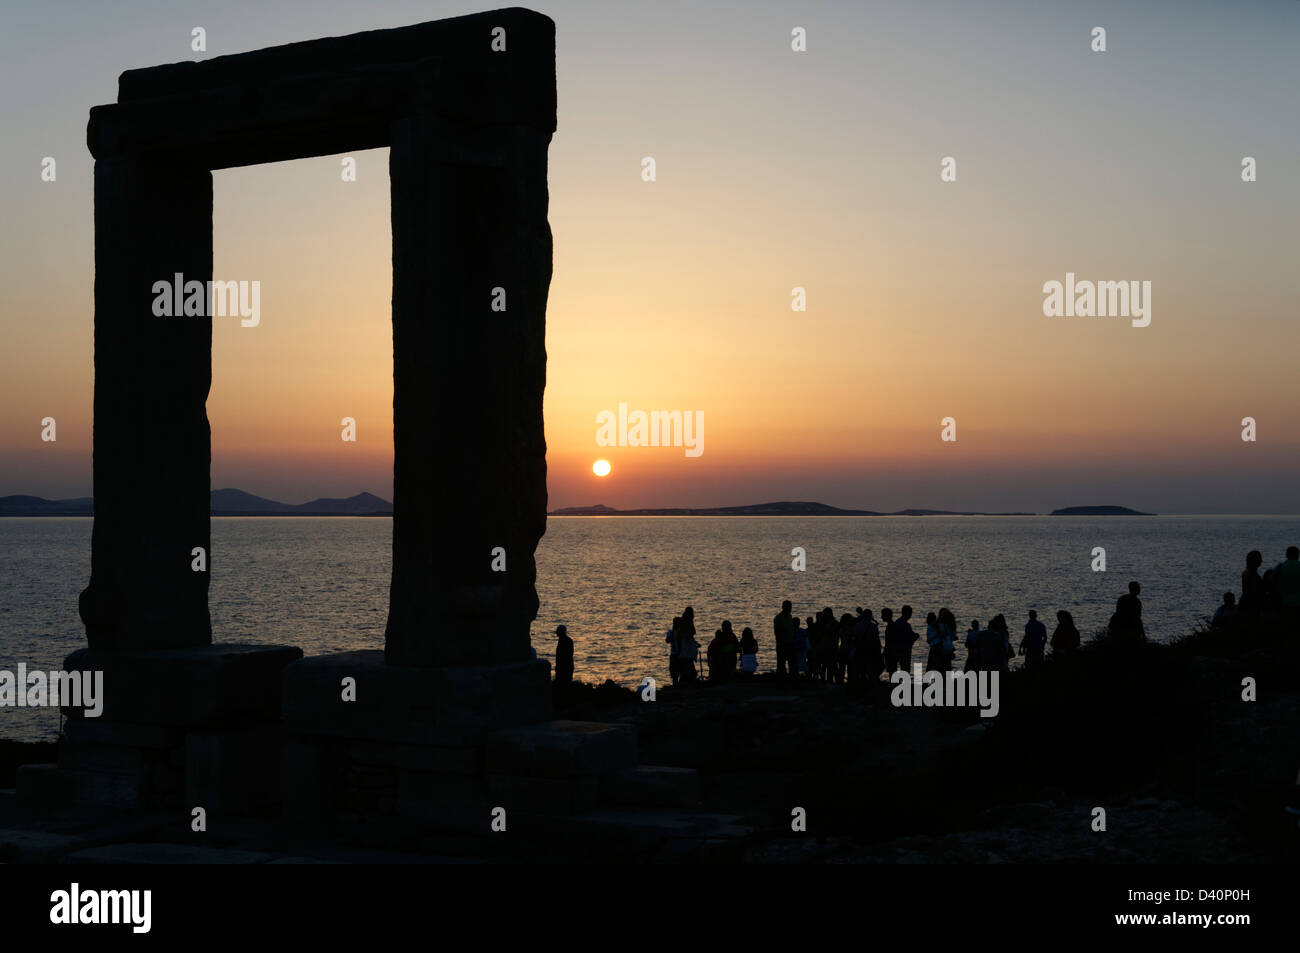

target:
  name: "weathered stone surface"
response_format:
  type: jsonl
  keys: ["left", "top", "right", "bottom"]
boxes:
{"left": 63, "top": 644, "right": 302, "bottom": 726}
{"left": 487, "top": 773, "right": 601, "bottom": 815}
{"left": 16, "top": 763, "right": 144, "bottom": 812}
{"left": 282, "top": 651, "right": 550, "bottom": 744}
{"left": 78, "top": 157, "right": 213, "bottom": 652}
{"left": 603, "top": 764, "right": 701, "bottom": 809}
{"left": 0, "top": 828, "right": 92, "bottom": 863}
{"left": 186, "top": 726, "right": 282, "bottom": 814}
{"left": 280, "top": 739, "right": 336, "bottom": 817}
{"left": 384, "top": 113, "right": 551, "bottom": 667}
{"left": 63, "top": 719, "right": 183, "bottom": 749}
{"left": 485, "top": 720, "right": 637, "bottom": 778}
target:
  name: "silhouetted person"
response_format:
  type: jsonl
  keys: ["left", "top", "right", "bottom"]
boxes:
{"left": 936, "top": 608, "right": 957, "bottom": 672}
{"left": 666, "top": 616, "right": 682, "bottom": 685}
{"left": 978, "top": 614, "right": 1011, "bottom": 673}
{"left": 1020, "top": 610, "right": 1047, "bottom": 669}
{"left": 773, "top": 600, "right": 798, "bottom": 681}
{"left": 707, "top": 629, "right": 726, "bottom": 682}
{"left": 964, "top": 620, "right": 981, "bottom": 672}
{"left": 795, "top": 616, "right": 812, "bottom": 676}
{"left": 885, "top": 605, "right": 918, "bottom": 674}
{"left": 817, "top": 607, "right": 837, "bottom": 681}
{"left": 1274, "top": 546, "right": 1300, "bottom": 628}
{"left": 852, "top": 608, "right": 883, "bottom": 682}
{"left": 1051, "top": 610, "right": 1080, "bottom": 658}
{"left": 1240, "top": 550, "right": 1264, "bottom": 616}
{"left": 721, "top": 619, "right": 740, "bottom": 675}
{"left": 836, "top": 613, "right": 855, "bottom": 684}
{"left": 1211, "top": 592, "right": 1238, "bottom": 628}
{"left": 678, "top": 623, "right": 700, "bottom": 683}
{"left": 554, "top": 624, "right": 574, "bottom": 687}
{"left": 924, "top": 611, "right": 942, "bottom": 672}
{"left": 739, "top": 626, "right": 758, "bottom": 674}
{"left": 1109, "top": 581, "right": 1146, "bottom": 646}
{"left": 679, "top": 607, "right": 698, "bottom": 682}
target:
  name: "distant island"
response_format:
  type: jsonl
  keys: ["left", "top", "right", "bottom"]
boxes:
{"left": 1049, "top": 505, "right": 1153, "bottom": 516}
{"left": 0, "top": 489, "right": 392, "bottom": 517}
{"left": 549, "top": 501, "right": 1036, "bottom": 517}
{"left": 0, "top": 494, "right": 1154, "bottom": 518}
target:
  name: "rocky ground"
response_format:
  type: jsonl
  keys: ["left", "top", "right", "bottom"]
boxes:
{"left": 555, "top": 624, "right": 1300, "bottom": 863}
{"left": 3, "top": 624, "right": 1296, "bottom": 863}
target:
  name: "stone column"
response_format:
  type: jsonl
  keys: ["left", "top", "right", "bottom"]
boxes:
{"left": 79, "top": 157, "right": 213, "bottom": 651}
{"left": 385, "top": 114, "right": 552, "bottom": 667}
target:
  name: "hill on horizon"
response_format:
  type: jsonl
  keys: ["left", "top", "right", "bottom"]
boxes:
{"left": 549, "top": 501, "right": 1038, "bottom": 517}
{"left": 0, "top": 490, "right": 392, "bottom": 517}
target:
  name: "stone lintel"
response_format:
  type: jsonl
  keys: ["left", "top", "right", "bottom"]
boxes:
{"left": 118, "top": 8, "right": 555, "bottom": 123}
{"left": 62, "top": 643, "right": 302, "bottom": 727}
{"left": 88, "top": 59, "right": 532, "bottom": 168}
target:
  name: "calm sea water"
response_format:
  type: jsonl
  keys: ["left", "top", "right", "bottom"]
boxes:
{"left": 2, "top": 515, "right": 1297, "bottom": 741}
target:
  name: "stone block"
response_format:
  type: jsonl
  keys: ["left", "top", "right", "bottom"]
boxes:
{"left": 63, "top": 719, "right": 183, "bottom": 749}
{"left": 604, "top": 765, "right": 701, "bottom": 809}
{"left": 186, "top": 726, "right": 282, "bottom": 815}
{"left": 395, "top": 769, "right": 485, "bottom": 822}
{"left": 0, "top": 828, "right": 92, "bottom": 863}
{"left": 281, "top": 651, "right": 550, "bottom": 745}
{"left": 57, "top": 742, "right": 148, "bottom": 777}
{"left": 281, "top": 738, "right": 337, "bottom": 817}
{"left": 487, "top": 773, "right": 602, "bottom": 815}
{"left": 63, "top": 643, "right": 302, "bottom": 727}
{"left": 485, "top": 720, "right": 637, "bottom": 779}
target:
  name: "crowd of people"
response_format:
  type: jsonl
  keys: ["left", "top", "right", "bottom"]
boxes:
{"left": 660, "top": 599, "right": 1083, "bottom": 685}
{"left": 1209, "top": 546, "right": 1300, "bottom": 628}
{"left": 549, "top": 546, "right": 1300, "bottom": 687}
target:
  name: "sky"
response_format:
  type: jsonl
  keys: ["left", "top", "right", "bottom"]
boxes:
{"left": 0, "top": 0, "right": 1297, "bottom": 513}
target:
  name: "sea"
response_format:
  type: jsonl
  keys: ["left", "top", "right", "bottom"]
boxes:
{"left": 2, "top": 514, "right": 1297, "bottom": 742}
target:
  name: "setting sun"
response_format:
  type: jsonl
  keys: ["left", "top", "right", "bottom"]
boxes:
{"left": 592, "top": 459, "right": 611, "bottom": 477}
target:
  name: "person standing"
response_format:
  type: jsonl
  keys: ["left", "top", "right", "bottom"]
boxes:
{"left": 1240, "top": 550, "right": 1264, "bottom": 616}
{"left": 739, "top": 627, "right": 759, "bottom": 674}
{"left": 964, "top": 620, "right": 982, "bottom": 672}
{"left": 721, "top": 619, "right": 740, "bottom": 677}
{"left": 666, "top": 616, "right": 682, "bottom": 685}
{"left": 1050, "top": 610, "right": 1080, "bottom": 659}
{"left": 1020, "top": 610, "right": 1047, "bottom": 669}
{"left": 886, "top": 606, "right": 918, "bottom": 674}
{"left": 774, "top": 600, "right": 798, "bottom": 682}
{"left": 554, "top": 625, "right": 574, "bottom": 687}
{"left": 1273, "top": 546, "right": 1300, "bottom": 628}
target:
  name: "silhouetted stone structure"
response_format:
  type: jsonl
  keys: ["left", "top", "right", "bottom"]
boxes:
{"left": 26, "top": 9, "right": 569, "bottom": 823}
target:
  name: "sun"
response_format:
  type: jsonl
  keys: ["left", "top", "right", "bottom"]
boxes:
{"left": 592, "top": 459, "right": 612, "bottom": 477}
